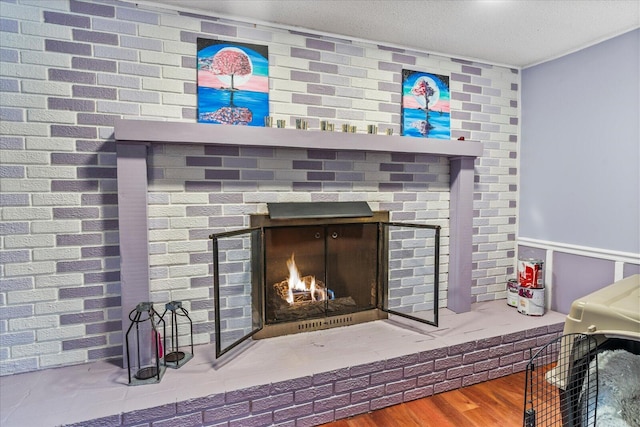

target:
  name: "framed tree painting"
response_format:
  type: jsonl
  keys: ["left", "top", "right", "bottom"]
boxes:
{"left": 197, "top": 38, "right": 269, "bottom": 126}
{"left": 401, "top": 70, "right": 450, "bottom": 139}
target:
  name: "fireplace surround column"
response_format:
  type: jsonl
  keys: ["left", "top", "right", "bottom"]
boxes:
{"left": 448, "top": 156, "right": 475, "bottom": 313}
{"left": 116, "top": 142, "right": 151, "bottom": 360}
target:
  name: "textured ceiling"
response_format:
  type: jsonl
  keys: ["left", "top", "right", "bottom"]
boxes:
{"left": 146, "top": 0, "right": 639, "bottom": 67}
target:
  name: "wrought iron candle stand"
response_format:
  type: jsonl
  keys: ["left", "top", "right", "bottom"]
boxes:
{"left": 125, "top": 302, "right": 166, "bottom": 385}
{"left": 161, "top": 301, "right": 194, "bottom": 369}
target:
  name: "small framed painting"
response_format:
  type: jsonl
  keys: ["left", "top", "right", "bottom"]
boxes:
{"left": 401, "top": 70, "right": 450, "bottom": 139}
{"left": 197, "top": 38, "right": 269, "bottom": 126}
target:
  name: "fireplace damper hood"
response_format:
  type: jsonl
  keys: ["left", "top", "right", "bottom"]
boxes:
{"left": 267, "top": 201, "right": 373, "bottom": 219}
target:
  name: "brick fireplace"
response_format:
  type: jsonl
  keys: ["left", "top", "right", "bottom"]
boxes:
{"left": 115, "top": 118, "right": 482, "bottom": 357}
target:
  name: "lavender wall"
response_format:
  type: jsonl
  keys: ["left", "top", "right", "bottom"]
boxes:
{"left": 0, "top": 0, "right": 519, "bottom": 375}
{"left": 520, "top": 29, "right": 640, "bottom": 254}
{"left": 519, "top": 29, "right": 640, "bottom": 311}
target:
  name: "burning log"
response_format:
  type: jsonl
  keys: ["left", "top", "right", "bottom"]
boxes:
{"left": 274, "top": 276, "right": 326, "bottom": 303}
{"left": 270, "top": 296, "right": 358, "bottom": 322}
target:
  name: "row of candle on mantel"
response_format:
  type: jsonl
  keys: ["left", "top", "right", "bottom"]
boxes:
{"left": 264, "top": 116, "right": 394, "bottom": 135}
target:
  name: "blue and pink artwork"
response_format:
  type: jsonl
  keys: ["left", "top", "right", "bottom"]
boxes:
{"left": 401, "top": 70, "right": 450, "bottom": 139}
{"left": 197, "top": 38, "right": 269, "bottom": 126}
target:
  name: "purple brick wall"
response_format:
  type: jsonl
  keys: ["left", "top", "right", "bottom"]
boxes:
{"left": 1, "top": 0, "right": 520, "bottom": 377}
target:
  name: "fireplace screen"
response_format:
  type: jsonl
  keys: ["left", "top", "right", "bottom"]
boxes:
{"left": 210, "top": 204, "right": 440, "bottom": 358}
{"left": 264, "top": 223, "right": 379, "bottom": 324}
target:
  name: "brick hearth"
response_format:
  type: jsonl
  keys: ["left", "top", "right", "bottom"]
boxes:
{"left": 0, "top": 301, "right": 565, "bottom": 427}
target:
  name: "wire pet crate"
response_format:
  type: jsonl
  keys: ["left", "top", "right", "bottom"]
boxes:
{"left": 523, "top": 333, "right": 598, "bottom": 427}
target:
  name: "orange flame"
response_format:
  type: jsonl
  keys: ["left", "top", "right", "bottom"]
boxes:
{"left": 285, "top": 254, "right": 325, "bottom": 305}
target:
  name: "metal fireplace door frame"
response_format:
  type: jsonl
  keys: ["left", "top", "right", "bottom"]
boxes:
{"left": 210, "top": 226, "right": 263, "bottom": 358}
{"left": 379, "top": 222, "right": 441, "bottom": 328}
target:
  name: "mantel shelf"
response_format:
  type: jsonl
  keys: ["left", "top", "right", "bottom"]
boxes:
{"left": 114, "top": 118, "right": 483, "bottom": 158}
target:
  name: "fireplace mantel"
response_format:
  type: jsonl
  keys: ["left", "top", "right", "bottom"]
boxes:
{"left": 114, "top": 118, "right": 483, "bottom": 157}
{"left": 114, "top": 119, "right": 480, "bottom": 359}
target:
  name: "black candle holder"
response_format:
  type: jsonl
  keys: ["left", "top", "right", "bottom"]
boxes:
{"left": 125, "top": 302, "right": 166, "bottom": 385}
{"left": 161, "top": 301, "right": 194, "bottom": 369}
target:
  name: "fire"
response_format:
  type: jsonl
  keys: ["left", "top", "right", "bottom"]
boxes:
{"left": 284, "top": 254, "right": 326, "bottom": 305}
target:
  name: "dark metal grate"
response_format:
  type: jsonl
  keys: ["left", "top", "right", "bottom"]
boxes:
{"left": 523, "top": 333, "right": 598, "bottom": 427}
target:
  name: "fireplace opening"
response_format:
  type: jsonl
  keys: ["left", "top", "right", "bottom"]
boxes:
{"left": 210, "top": 202, "right": 440, "bottom": 358}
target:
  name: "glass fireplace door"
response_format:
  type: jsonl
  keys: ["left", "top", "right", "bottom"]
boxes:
{"left": 381, "top": 222, "right": 440, "bottom": 327}
{"left": 210, "top": 227, "right": 262, "bottom": 358}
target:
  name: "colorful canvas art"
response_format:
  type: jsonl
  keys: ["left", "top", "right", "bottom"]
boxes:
{"left": 197, "top": 38, "right": 269, "bottom": 126}
{"left": 401, "top": 70, "right": 450, "bottom": 139}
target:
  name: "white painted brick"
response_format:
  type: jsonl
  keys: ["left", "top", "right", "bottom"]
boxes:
{"left": 149, "top": 253, "right": 190, "bottom": 266}
{"left": 364, "top": 47, "right": 393, "bottom": 61}
{"left": 274, "top": 55, "right": 310, "bottom": 70}
{"left": 26, "top": 166, "right": 76, "bottom": 179}
{"left": 364, "top": 111, "right": 395, "bottom": 123}
{"left": 169, "top": 193, "right": 209, "bottom": 205}
{"left": 272, "top": 103, "right": 308, "bottom": 116}
{"left": 162, "top": 66, "right": 195, "bottom": 81}
{"left": 272, "top": 79, "right": 307, "bottom": 93}
{"left": 269, "top": 66, "right": 291, "bottom": 80}
{"left": 40, "top": 350, "right": 87, "bottom": 368}
{"left": 267, "top": 44, "right": 290, "bottom": 57}
{"left": 27, "top": 110, "right": 76, "bottom": 124}
{"left": 21, "top": 0, "right": 67, "bottom": 9}
{"left": 363, "top": 88, "right": 392, "bottom": 101}
{"left": 139, "top": 23, "right": 182, "bottom": 40}
{"left": 0, "top": 151, "right": 49, "bottom": 165}
{"left": 323, "top": 96, "right": 352, "bottom": 108}
{"left": 2, "top": 207, "right": 51, "bottom": 221}
{"left": 276, "top": 193, "right": 313, "bottom": 203}
{"left": 32, "top": 247, "right": 81, "bottom": 262}
{"left": 192, "top": 333, "right": 210, "bottom": 345}
{"left": 170, "top": 287, "right": 209, "bottom": 302}
{"left": 21, "top": 50, "right": 71, "bottom": 67}
{"left": 26, "top": 137, "right": 75, "bottom": 151}
{"left": 5, "top": 261, "right": 56, "bottom": 277}
{"left": 149, "top": 277, "right": 189, "bottom": 290}
{"left": 1, "top": 2, "right": 46, "bottom": 20}
{"left": 31, "top": 220, "right": 80, "bottom": 234}
{"left": 148, "top": 229, "right": 188, "bottom": 242}
{"left": 0, "top": 32, "right": 43, "bottom": 52}
{"left": 168, "top": 264, "right": 209, "bottom": 278}
{"left": 162, "top": 92, "right": 195, "bottom": 106}
{"left": 166, "top": 240, "right": 208, "bottom": 253}
{"left": 0, "top": 94, "right": 47, "bottom": 111}
{"left": 350, "top": 56, "right": 379, "bottom": 70}
{"left": 272, "top": 31, "right": 306, "bottom": 47}
{"left": 12, "top": 341, "right": 60, "bottom": 358}
{"left": 37, "top": 325, "right": 85, "bottom": 342}
{"left": 351, "top": 99, "right": 380, "bottom": 111}
{"left": 10, "top": 315, "right": 58, "bottom": 332}
{"left": 22, "top": 80, "right": 71, "bottom": 97}
{"left": 140, "top": 104, "right": 182, "bottom": 119}
{"left": 0, "top": 179, "right": 50, "bottom": 193}
{"left": 142, "top": 77, "right": 183, "bottom": 93}
{"left": 35, "top": 300, "right": 83, "bottom": 315}
{"left": 21, "top": 20, "right": 72, "bottom": 39}
{"left": 7, "top": 288, "right": 56, "bottom": 305}
{"left": 31, "top": 194, "right": 79, "bottom": 206}
{"left": 140, "top": 50, "right": 182, "bottom": 66}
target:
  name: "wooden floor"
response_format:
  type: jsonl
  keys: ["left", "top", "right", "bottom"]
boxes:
{"left": 320, "top": 371, "right": 526, "bottom": 427}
